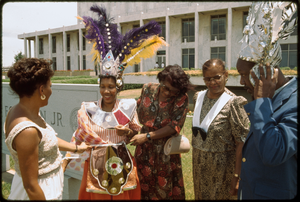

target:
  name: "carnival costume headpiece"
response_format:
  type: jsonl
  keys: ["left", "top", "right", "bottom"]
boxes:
{"left": 77, "top": 5, "right": 168, "bottom": 91}
{"left": 238, "top": 1, "right": 297, "bottom": 82}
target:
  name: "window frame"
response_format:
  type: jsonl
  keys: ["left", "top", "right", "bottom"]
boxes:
{"left": 182, "top": 18, "right": 195, "bottom": 43}
{"left": 211, "top": 14, "right": 226, "bottom": 41}
{"left": 52, "top": 36, "right": 56, "bottom": 53}
{"left": 67, "top": 56, "right": 71, "bottom": 70}
{"left": 280, "top": 43, "right": 297, "bottom": 69}
{"left": 52, "top": 57, "right": 57, "bottom": 71}
{"left": 182, "top": 48, "right": 195, "bottom": 69}
{"left": 39, "top": 38, "right": 43, "bottom": 54}
{"left": 210, "top": 47, "right": 226, "bottom": 62}
{"left": 67, "top": 34, "right": 70, "bottom": 52}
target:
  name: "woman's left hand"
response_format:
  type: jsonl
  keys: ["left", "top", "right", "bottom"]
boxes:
{"left": 130, "top": 133, "right": 148, "bottom": 146}
{"left": 229, "top": 176, "right": 239, "bottom": 196}
{"left": 115, "top": 125, "right": 133, "bottom": 137}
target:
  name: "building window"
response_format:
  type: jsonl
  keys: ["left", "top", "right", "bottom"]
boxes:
{"left": 52, "top": 57, "right": 57, "bottom": 71}
{"left": 280, "top": 44, "right": 297, "bottom": 69}
{"left": 52, "top": 36, "right": 56, "bottom": 53}
{"left": 67, "top": 56, "right": 71, "bottom": 70}
{"left": 211, "top": 47, "right": 226, "bottom": 62}
{"left": 39, "top": 38, "right": 43, "bottom": 54}
{"left": 211, "top": 14, "right": 226, "bottom": 40}
{"left": 243, "top": 12, "right": 248, "bottom": 31}
{"left": 182, "top": 48, "right": 194, "bottom": 69}
{"left": 182, "top": 18, "right": 195, "bottom": 42}
{"left": 83, "top": 32, "right": 86, "bottom": 51}
{"left": 67, "top": 34, "right": 70, "bottom": 52}
{"left": 158, "top": 21, "right": 166, "bottom": 40}
{"left": 78, "top": 56, "right": 80, "bottom": 70}
{"left": 83, "top": 55, "right": 86, "bottom": 70}
{"left": 77, "top": 33, "right": 79, "bottom": 50}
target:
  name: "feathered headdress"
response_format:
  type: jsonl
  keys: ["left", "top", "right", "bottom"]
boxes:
{"left": 77, "top": 5, "right": 168, "bottom": 91}
{"left": 238, "top": 2, "right": 297, "bottom": 66}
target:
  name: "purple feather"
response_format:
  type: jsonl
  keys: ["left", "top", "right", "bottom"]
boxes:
{"left": 81, "top": 5, "right": 162, "bottom": 63}
{"left": 118, "top": 20, "right": 162, "bottom": 62}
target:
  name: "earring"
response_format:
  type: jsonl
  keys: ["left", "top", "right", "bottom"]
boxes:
{"left": 41, "top": 95, "right": 46, "bottom": 100}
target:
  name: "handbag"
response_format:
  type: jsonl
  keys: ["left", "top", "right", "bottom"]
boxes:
{"left": 164, "top": 126, "right": 190, "bottom": 155}
{"left": 86, "top": 141, "right": 137, "bottom": 195}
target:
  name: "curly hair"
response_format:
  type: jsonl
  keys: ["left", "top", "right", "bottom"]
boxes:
{"left": 157, "top": 64, "right": 194, "bottom": 95}
{"left": 202, "top": 58, "right": 226, "bottom": 75}
{"left": 7, "top": 58, "right": 54, "bottom": 98}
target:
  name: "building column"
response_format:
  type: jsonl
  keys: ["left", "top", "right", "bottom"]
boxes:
{"left": 194, "top": 11, "right": 199, "bottom": 69}
{"left": 227, "top": 7, "right": 232, "bottom": 69}
{"left": 139, "top": 18, "right": 144, "bottom": 72}
{"left": 24, "top": 36, "right": 27, "bottom": 57}
{"left": 63, "top": 26, "right": 66, "bottom": 70}
{"left": 35, "top": 31, "right": 38, "bottom": 58}
{"left": 165, "top": 15, "right": 170, "bottom": 67}
{"left": 48, "top": 29, "right": 52, "bottom": 60}
{"left": 28, "top": 39, "right": 31, "bottom": 58}
{"left": 79, "top": 28, "right": 83, "bottom": 70}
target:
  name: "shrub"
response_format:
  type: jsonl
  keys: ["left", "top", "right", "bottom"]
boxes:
{"left": 280, "top": 67, "right": 291, "bottom": 70}
{"left": 123, "top": 84, "right": 143, "bottom": 90}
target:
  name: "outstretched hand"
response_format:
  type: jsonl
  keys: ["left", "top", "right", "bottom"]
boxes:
{"left": 77, "top": 142, "right": 92, "bottom": 153}
{"left": 250, "top": 63, "right": 278, "bottom": 100}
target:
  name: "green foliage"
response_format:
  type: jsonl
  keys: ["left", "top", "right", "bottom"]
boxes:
{"left": 293, "top": 67, "right": 297, "bottom": 70}
{"left": 280, "top": 67, "right": 291, "bottom": 70}
{"left": 147, "top": 68, "right": 163, "bottom": 72}
{"left": 123, "top": 84, "right": 143, "bottom": 90}
{"left": 14, "top": 51, "right": 25, "bottom": 63}
{"left": 182, "top": 68, "right": 195, "bottom": 71}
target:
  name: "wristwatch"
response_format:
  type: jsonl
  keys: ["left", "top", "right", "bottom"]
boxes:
{"left": 146, "top": 133, "right": 151, "bottom": 140}
{"left": 234, "top": 173, "right": 239, "bottom": 178}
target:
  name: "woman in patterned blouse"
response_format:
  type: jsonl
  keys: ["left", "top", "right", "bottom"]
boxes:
{"left": 192, "top": 59, "right": 250, "bottom": 200}
{"left": 130, "top": 64, "right": 194, "bottom": 200}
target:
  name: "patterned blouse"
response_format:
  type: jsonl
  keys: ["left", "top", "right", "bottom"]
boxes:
{"left": 192, "top": 88, "right": 250, "bottom": 152}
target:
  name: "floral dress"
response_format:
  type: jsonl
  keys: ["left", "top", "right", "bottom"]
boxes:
{"left": 134, "top": 83, "right": 188, "bottom": 200}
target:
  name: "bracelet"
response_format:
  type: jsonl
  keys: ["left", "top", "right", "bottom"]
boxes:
{"left": 74, "top": 145, "right": 78, "bottom": 153}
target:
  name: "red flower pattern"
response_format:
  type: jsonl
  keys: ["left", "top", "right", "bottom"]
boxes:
{"left": 172, "top": 186, "right": 181, "bottom": 196}
{"left": 142, "top": 166, "right": 151, "bottom": 177}
{"left": 149, "top": 156, "right": 154, "bottom": 165}
{"left": 143, "top": 97, "right": 151, "bottom": 108}
{"left": 141, "top": 184, "right": 149, "bottom": 191}
{"left": 158, "top": 176, "right": 167, "bottom": 187}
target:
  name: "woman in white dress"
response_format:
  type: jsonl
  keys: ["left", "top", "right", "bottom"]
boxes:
{"left": 4, "top": 58, "right": 90, "bottom": 200}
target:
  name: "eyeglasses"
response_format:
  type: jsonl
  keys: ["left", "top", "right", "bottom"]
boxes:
{"left": 203, "top": 72, "right": 225, "bottom": 83}
{"left": 160, "top": 83, "right": 180, "bottom": 96}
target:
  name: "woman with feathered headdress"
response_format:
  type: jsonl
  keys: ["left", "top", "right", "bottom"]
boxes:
{"left": 62, "top": 5, "right": 168, "bottom": 200}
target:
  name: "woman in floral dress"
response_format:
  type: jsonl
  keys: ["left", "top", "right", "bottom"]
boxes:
{"left": 130, "top": 65, "right": 194, "bottom": 200}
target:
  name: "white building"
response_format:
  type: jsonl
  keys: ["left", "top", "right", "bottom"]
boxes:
{"left": 18, "top": 2, "right": 298, "bottom": 73}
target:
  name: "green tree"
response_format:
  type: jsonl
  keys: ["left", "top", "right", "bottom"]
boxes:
{"left": 14, "top": 51, "right": 25, "bottom": 63}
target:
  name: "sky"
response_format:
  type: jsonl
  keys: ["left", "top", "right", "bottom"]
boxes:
{"left": 2, "top": 2, "right": 78, "bottom": 67}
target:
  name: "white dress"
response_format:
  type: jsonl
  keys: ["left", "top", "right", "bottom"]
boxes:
{"left": 5, "top": 121, "right": 64, "bottom": 200}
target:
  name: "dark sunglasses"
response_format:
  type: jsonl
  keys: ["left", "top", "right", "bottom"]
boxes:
{"left": 203, "top": 72, "right": 225, "bottom": 83}
{"left": 160, "top": 83, "right": 180, "bottom": 95}
{"left": 192, "top": 127, "right": 207, "bottom": 141}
